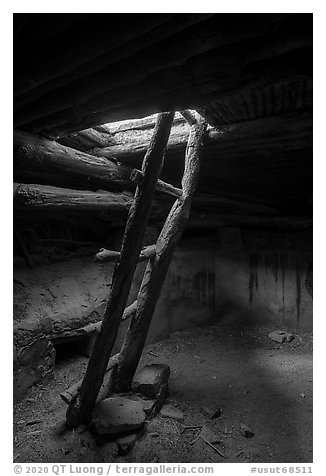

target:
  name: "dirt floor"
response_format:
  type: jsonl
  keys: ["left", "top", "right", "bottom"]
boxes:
{"left": 13, "top": 322, "right": 313, "bottom": 463}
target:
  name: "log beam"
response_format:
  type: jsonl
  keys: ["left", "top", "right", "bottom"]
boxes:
{"left": 14, "top": 226, "right": 34, "bottom": 269}
{"left": 81, "top": 111, "right": 312, "bottom": 164}
{"left": 14, "top": 129, "right": 185, "bottom": 199}
{"left": 65, "top": 112, "right": 174, "bottom": 427}
{"left": 14, "top": 130, "right": 132, "bottom": 192}
{"left": 13, "top": 14, "right": 309, "bottom": 136}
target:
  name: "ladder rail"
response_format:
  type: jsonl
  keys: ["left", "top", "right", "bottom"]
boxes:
{"left": 65, "top": 111, "right": 175, "bottom": 427}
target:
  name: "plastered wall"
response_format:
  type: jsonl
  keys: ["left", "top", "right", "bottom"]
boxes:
{"left": 13, "top": 226, "right": 312, "bottom": 398}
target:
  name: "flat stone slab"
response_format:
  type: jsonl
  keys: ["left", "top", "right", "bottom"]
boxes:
{"left": 92, "top": 397, "right": 145, "bottom": 436}
{"left": 268, "top": 330, "right": 294, "bottom": 344}
{"left": 125, "top": 395, "right": 158, "bottom": 418}
{"left": 132, "top": 364, "right": 170, "bottom": 400}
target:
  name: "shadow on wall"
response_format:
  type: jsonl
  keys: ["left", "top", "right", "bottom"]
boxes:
{"left": 144, "top": 227, "right": 312, "bottom": 346}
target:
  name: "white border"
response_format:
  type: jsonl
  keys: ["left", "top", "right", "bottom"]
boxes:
{"left": 2, "top": 3, "right": 322, "bottom": 474}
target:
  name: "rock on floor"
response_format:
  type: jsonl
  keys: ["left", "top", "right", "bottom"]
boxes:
{"left": 240, "top": 423, "right": 255, "bottom": 438}
{"left": 132, "top": 364, "right": 170, "bottom": 402}
{"left": 92, "top": 397, "right": 145, "bottom": 436}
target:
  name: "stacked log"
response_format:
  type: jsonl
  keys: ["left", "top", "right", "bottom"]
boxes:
{"left": 13, "top": 14, "right": 311, "bottom": 137}
{"left": 14, "top": 130, "right": 133, "bottom": 192}
{"left": 13, "top": 110, "right": 312, "bottom": 229}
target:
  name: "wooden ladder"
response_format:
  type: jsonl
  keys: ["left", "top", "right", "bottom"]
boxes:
{"left": 66, "top": 110, "right": 207, "bottom": 427}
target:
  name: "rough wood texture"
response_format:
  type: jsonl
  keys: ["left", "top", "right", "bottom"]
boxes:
{"left": 198, "top": 78, "right": 312, "bottom": 126}
{"left": 53, "top": 299, "right": 137, "bottom": 346}
{"left": 14, "top": 226, "right": 33, "bottom": 268}
{"left": 180, "top": 110, "right": 197, "bottom": 126}
{"left": 14, "top": 130, "right": 132, "bottom": 192}
{"left": 14, "top": 14, "right": 211, "bottom": 102}
{"left": 122, "top": 300, "right": 138, "bottom": 321}
{"left": 138, "top": 245, "right": 157, "bottom": 261}
{"left": 94, "top": 249, "right": 120, "bottom": 263}
{"left": 112, "top": 113, "right": 207, "bottom": 392}
{"left": 95, "top": 244, "right": 156, "bottom": 263}
{"left": 131, "top": 169, "right": 182, "bottom": 198}
{"left": 14, "top": 15, "right": 178, "bottom": 97}
{"left": 65, "top": 112, "right": 174, "bottom": 427}
{"left": 54, "top": 110, "right": 311, "bottom": 218}
{"left": 14, "top": 14, "right": 311, "bottom": 137}
{"left": 13, "top": 183, "right": 133, "bottom": 213}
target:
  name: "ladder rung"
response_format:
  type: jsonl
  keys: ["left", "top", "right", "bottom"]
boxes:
{"left": 131, "top": 169, "right": 182, "bottom": 198}
{"left": 95, "top": 244, "right": 157, "bottom": 264}
{"left": 139, "top": 244, "right": 157, "bottom": 261}
{"left": 180, "top": 110, "right": 197, "bottom": 126}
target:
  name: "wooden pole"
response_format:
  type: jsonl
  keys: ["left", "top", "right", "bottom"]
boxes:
{"left": 14, "top": 130, "right": 133, "bottom": 192}
{"left": 112, "top": 113, "right": 207, "bottom": 393}
{"left": 180, "top": 110, "right": 197, "bottom": 126}
{"left": 94, "top": 244, "right": 156, "bottom": 264}
{"left": 60, "top": 352, "right": 120, "bottom": 405}
{"left": 65, "top": 112, "right": 174, "bottom": 427}
{"left": 131, "top": 169, "right": 182, "bottom": 198}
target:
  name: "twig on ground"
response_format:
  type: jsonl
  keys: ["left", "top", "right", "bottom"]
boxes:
{"left": 201, "top": 436, "right": 225, "bottom": 458}
{"left": 26, "top": 430, "right": 42, "bottom": 436}
{"left": 190, "top": 433, "right": 201, "bottom": 446}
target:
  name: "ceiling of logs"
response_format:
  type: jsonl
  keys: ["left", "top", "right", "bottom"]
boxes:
{"left": 13, "top": 13, "right": 313, "bottom": 230}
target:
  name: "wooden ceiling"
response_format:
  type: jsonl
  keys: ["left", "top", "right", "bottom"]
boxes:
{"left": 13, "top": 13, "right": 313, "bottom": 227}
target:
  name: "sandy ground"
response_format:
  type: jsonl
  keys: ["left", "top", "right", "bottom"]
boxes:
{"left": 13, "top": 322, "right": 313, "bottom": 463}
